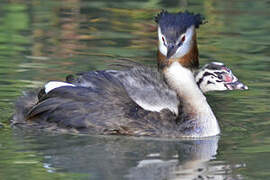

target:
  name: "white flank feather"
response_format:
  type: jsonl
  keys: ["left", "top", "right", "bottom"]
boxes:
{"left": 45, "top": 81, "right": 75, "bottom": 94}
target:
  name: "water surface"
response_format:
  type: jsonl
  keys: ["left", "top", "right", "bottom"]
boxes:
{"left": 0, "top": 0, "right": 270, "bottom": 179}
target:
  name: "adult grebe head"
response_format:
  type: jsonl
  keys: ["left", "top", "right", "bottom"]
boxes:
{"left": 155, "top": 10, "right": 205, "bottom": 70}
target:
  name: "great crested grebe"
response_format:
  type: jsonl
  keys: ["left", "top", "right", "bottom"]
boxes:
{"left": 12, "top": 10, "right": 247, "bottom": 137}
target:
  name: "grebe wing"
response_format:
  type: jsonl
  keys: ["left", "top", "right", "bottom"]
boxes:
{"left": 67, "top": 67, "right": 179, "bottom": 114}
{"left": 27, "top": 73, "right": 133, "bottom": 132}
{"left": 26, "top": 73, "right": 177, "bottom": 135}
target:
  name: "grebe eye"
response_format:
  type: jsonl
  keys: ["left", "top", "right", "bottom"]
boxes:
{"left": 162, "top": 36, "right": 165, "bottom": 42}
{"left": 181, "top": 35, "right": 185, "bottom": 42}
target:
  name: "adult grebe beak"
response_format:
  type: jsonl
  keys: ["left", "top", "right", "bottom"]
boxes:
{"left": 166, "top": 43, "right": 179, "bottom": 59}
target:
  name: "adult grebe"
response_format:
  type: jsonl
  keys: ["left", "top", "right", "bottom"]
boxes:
{"left": 12, "top": 11, "right": 247, "bottom": 137}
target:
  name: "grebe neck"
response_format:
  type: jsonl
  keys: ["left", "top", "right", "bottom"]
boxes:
{"left": 164, "top": 62, "right": 220, "bottom": 137}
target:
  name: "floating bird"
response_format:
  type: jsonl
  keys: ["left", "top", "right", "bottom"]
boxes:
{"left": 12, "top": 11, "right": 247, "bottom": 137}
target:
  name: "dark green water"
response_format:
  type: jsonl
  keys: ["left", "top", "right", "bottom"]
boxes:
{"left": 0, "top": 0, "right": 269, "bottom": 179}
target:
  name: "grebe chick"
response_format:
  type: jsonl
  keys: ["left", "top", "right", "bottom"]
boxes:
{"left": 12, "top": 11, "right": 248, "bottom": 137}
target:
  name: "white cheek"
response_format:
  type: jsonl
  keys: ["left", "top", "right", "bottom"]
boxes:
{"left": 159, "top": 42, "right": 167, "bottom": 56}
{"left": 201, "top": 80, "right": 227, "bottom": 93}
{"left": 172, "top": 26, "right": 195, "bottom": 58}
{"left": 158, "top": 27, "right": 167, "bottom": 56}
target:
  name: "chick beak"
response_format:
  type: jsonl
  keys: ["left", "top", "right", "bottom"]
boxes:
{"left": 223, "top": 72, "right": 248, "bottom": 90}
{"left": 225, "top": 80, "right": 248, "bottom": 90}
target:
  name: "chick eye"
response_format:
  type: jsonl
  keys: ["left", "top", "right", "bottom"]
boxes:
{"left": 218, "top": 74, "right": 223, "bottom": 79}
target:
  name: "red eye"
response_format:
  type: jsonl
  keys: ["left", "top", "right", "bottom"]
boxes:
{"left": 162, "top": 36, "right": 165, "bottom": 42}
{"left": 181, "top": 35, "right": 185, "bottom": 42}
